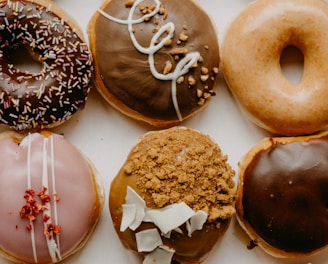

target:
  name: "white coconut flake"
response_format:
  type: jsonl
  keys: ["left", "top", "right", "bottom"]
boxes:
{"left": 123, "top": 186, "right": 146, "bottom": 230}
{"left": 146, "top": 202, "right": 195, "bottom": 234}
{"left": 143, "top": 245, "right": 175, "bottom": 264}
{"left": 136, "top": 228, "right": 163, "bottom": 252}
{"left": 120, "top": 204, "right": 136, "bottom": 232}
{"left": 186, "top": 211, "right": 208, "bottom": 237}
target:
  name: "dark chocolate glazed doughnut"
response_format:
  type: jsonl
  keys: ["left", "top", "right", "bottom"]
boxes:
{"left": 88, "top": 0, "right": 220, "bottom": 127}
{"left": 237, "top": 134, "right": 328, "bottom": 258}
{"left": 0, "top": 0, "right": 93, "bottom": 130}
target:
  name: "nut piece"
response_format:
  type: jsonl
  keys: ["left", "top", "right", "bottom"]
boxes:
{"left": 125, "top": 0, "right": 134, "bottom": 7}
{"left": 179, "top": 32, "right": 189, "bottom": 42}
{"left": 188, "top": 76, "right": 196, "bottom": 86}
{"left": 170, "top": 48, "right": 188, "bottom": 55}
{"left": 163, "top": 61, "right": 173, "bottom": 74}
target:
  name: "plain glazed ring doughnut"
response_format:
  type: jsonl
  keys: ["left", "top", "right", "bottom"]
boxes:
{"left": 0, "top": 0, "right": 93, "bottom": 130}
{"left": 109, "top": 127, "right": 236, "bottom": 263}
{"left": 236, "top": 133, "right": 328, "bottom": 258}
{"left": 0, "top": 131, "right": 104, "bottom": 263}
{"left": 221, "top": 0, "right": 328, "bottom": 136}
{"left": 88, "top": 0, "right": 220, "bottom": 127}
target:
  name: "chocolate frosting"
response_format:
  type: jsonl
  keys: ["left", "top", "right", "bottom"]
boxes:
{"left": 0, "top": 1, "right": 93, "bottom": 130}
{"left": 242, "top": 137, "right": 328, "bottom": 253}
{"left": 92, "top": 0, "right": 219, "bottom": 121}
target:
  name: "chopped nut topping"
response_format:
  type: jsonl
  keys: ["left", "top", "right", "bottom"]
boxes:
{"left": 201, "top": 67, "right": 209, "bottom": 75}
{"left": 188, "top": 76, "right": 196, "bottom": 86}
{"left": 179, "top": 32, "right": 189, "bottom": 42}
{"left": 144, "top": 15, "right": 151, "bottom": 22}
{"left": 170, "top": 47, "right": 188, "bottom": 55}
{"left": 197, "top": 89, "right": 203, "bottom": 98}
{"left": 213, "top": 67, "right": 219, "bottom": 75}
{"left": 177, "top": 76, "right": 185, "bottom": 84}
{"left": 200, "top": 75, "right": 209, "bottom": 82}
{"left": 190, "top": 60, "right": 198, "bottom": 69}
{"left": 125, "top": 0, "right": 134, "bottom": 7}
{"left": 164, "top": 39, "right": 172, "bottom": 47}
{"left": 163, "top": 10, "right": 168, "bottom": 20}
{"left": 204, "top": 92, "right": 211, "bottom": 99}
{"left": 204, "top": 45, "right": 209, "bottom": 50}
{"left": 163, "top": 61, "right": 173, "bottom": 74}
{"left": 198, "top": 98, "right": 206, "bottom": 106}
{"left": 139, "top": 3, "right": 146, "bottom": 12}
{"left": 159, "top": 7, "right": 165, "bottom": 15}
{"left": 198, "top": 56, "right": 204, "bottom": 63}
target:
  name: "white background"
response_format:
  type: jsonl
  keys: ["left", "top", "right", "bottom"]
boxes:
{"left": 1, "top": 0, "right": 327, "bottom": 263}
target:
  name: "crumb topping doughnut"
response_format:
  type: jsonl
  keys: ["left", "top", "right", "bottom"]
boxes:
{"left": 0, "top": 131, "right": 104, "bottom": 263}
{"left": 88, "top": 0, "right": 220, "bottom": 127}
{"left": 109, "top": 127, "right": 235, "bottom": 263}
{"left": 236, "top": 134, "right": 328, "bottom": 258}
{"left": 0, "top": 0, "right": 93, "bottom": 130}
{"left": 221, "top": 0, "right": 328, "bottom": 136}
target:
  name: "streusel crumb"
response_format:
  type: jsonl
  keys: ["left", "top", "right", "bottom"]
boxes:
{"left": 123, "top": 127, "right": 236, "bottom": 224}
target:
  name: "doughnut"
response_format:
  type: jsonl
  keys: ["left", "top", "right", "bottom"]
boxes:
{"left": 88, "top": 0, "right": 220, "bottom": 127}
{"left": 221, "top": 0, "right": 328, "bottom": 136}
{"left": 0, "top": 0, "right": 93, "bottom": 130}
{"left": 236, "top": 133, "right": 328, "bottom": 258}
{"left": 109, "top": 127, "right": 236, "bottom": 263}
{"left": 0, "top": 131, "right": 104, "bottom": 263}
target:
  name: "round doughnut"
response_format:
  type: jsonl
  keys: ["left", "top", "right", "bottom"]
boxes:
{"left": 88, "top": 0, "right": 220, "bottom": 127}
{"left": 236, "top": 133, "right": 328, "bottom": 258}
{"left": 0, "top": 131, "right": 104, "bottom": 263}
{"left": 0, "top": 0, "right": 93, "bottom": 130}
{"left": 109, "top": 127, "right": 236, "bottom": 263}
{"left": 221, "top": 0, "right": 328, "bottom": 136}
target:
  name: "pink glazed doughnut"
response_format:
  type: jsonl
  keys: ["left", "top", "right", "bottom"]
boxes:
{"left": 0, "top": 131, "right": 104, "bottom": 263}
{"left": 221, "top": 0, "right": 328, "bottom": 136}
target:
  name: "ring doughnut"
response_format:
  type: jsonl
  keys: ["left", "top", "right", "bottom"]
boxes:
{"left": 221, "top": 0, "right": 328, "bottom": 136}
{"left": 0, "top": 131, "right": 104, "bottom": 263}
{"left": 88, "top": 0, "right": 220, "bottom": 127}
{"left": 236, "top": 133, "right": 328, "bottom": 257}
{"left": 0, "top": 0, "right": 93, "bottom": 130}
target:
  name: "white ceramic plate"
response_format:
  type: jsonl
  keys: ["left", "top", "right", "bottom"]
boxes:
{"left": 1, "top": 0, "right": 327, "bottom": 263}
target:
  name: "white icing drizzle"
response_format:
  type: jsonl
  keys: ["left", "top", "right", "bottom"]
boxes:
{"left": 42, "top": 137, "right": 61, "bottom": 262}
{"left": 50, "top": 135, "right": 61, "bottom": 259}
{"left": 27, "top": 133, "right": 38, "bottom": 264}
{"left": 98, "top": 0, "right": 200, "bottom": 120}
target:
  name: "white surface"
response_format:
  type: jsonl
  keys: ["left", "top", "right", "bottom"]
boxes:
{"left": 2, "top": 0, "right": 328, "bottom": 263}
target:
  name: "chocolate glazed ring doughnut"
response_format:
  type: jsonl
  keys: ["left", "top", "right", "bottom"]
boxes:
{"left": 88, "top": 0, "right": 220, "bottom": 127}
{"left": 236, "top": 133, "right": 328, "bottom": 258}
{"left": 0, "top": 0, "right": 93, "bottom": 130}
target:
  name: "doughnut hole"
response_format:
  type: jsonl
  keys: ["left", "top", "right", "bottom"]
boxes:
{"left": 8, "top": 45, "right": 43, "bottom": 74}
{"left": 280, "top": 45, "right": 304, "bottom": 85}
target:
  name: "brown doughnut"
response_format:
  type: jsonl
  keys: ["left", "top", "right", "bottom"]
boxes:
{"left": 0, "top": 130, "right": 104, "bottom": 263}
{"left": 0, "top": 0, "right": 93, "bottom": 130}
{"left": 221, "top": 0, "right": 328, "bottom": 136}
{"left": 88, "top": 0, "right": 220, "bottom": 127}
{"left": 109, "top": 127, "right": 236, "bottom": 263}
{"left": 236, "top": 133, "right": 328, "bottom": 258}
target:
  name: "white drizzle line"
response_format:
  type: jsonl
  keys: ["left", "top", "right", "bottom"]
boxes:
{"left": 98, "top": 0, "right": 200, "bottom": 121}
{"left": 50, "top": 135, "right": 61, "bottom": 260}
{"left": 42, "top": 137, "right": 61, "bottom": 262}
{"left": 27, "top": 133, "right": 38, "bottom": 264}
